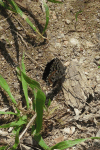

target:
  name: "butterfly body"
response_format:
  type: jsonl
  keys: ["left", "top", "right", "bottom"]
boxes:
{"left": 42, "top": 58, "right": 66, "bottom": 86}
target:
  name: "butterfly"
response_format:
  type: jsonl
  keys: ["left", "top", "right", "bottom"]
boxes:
{"left": 42, "top": 58, "right": 66, "bottom": 86}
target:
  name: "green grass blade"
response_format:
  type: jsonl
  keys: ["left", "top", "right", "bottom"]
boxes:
{"left": 16, "top": 67, "right": 41, "bottom": 90}
{"left": 15, "top": 108, "right": 20, "bottom": 116}
{"left": 48, "top": 0, "right": 62, "bottom": 3}
{"left": 91, "top": 137, "right": 100, "bottom": 140}
{"left": 0, "top": 0, "right": 16, "bottom": 12}
{"left": 47, "top": 99, "right": 51, "bottom": 107}
{"left": 49, "top": 138, "right": 88, "bottom": 150}
{"left": 33, "top": 89, "right": 37, "bottom": 111}
{"left": 0, "top": 116, "right": 27, "bottom": 128}
{"left": 0, "top": 0, "right": 4, "bottom": 6}
{"left": 20, "top": 115, "right": 27, "bottom": 121}
{"left": 21, "top": 53, "right": 29, "bottom": 109}
{"left": 0, "top": 75, "right": 17, "bottom": 105}
{"left": 0, "top": 111, "right": 18, "bottom": 115}
{"left": 42, "top": 1, "right": 49, "bottom": 34}
{"left": 75, "top": 10, "right": 82, "bottom": 22}
{"left": 16, "top": 67, "right": 22, "bottom": 82}
{"left": 11, "top": 127, "right": 21, "bottom": 150}
{"left": 36, "top": 90, "right": 46, "bottom": 134}
{"left": 7, "top": 0, "right": 45, "bottom": 38}
{"left": 49, "top": 137, "right": 100, "bottom": 150}
{"left": 22, "top": 72, "right": 41, "bottom": 90}
{"left": 0, "top": 146, "right": 8, "bottom": 150}
{"left": 12, "top": 126, "right": 21, "bottom": 135}
{"left": 31, "top": 125, "right": 36, "bottom": 135}
{"left": 34, "top": 134, "right": 49, "bottom": 149}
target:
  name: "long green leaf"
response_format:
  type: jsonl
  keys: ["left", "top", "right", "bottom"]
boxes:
{"left": 16, "top": 67, "right": 41, "bottom": 90}
{"left": 0, "top": 75, "right": 17, "bottom": 105}
{"left": 36, "top": 90, "right": 46, "bottom": 134}
{"left": 33, "top": 89, "right": 37, "bottom": 111}
{"left": 34, "top": 134, "right": 49, "bottom": 149}
{"left": 49, "top": 137, "right": 100, "bottom": 150}
{"left": 0, "top": 146, "right": 8, "bottom": 150}
{"left": 91, "top": 137, "right": 100, "bottom": 140}
{"left": 7, "top": 0, "right": 45, "bottom": 38}
{"left": 0, "top": 111, "right": 18, "bottom": 115}
{"left": 11, "top": 127, "right": 21, "bottom": 150}
{"left": 16, "top": 67, "right": 21, "bottom": 81}
{"left": 21, "top": 53, "right": 29, "bottom": 109}
{"left": 22, "top": 72, "right": 41, "bottom": 90}
{"left": 0, "top": 116, "right": 27, "bottom": 128}
{"left": 0, "top": 0, "right": 16, "bottom": 12}
{"left": 49, "top": 138, "right": 88, "bottom": 150}
{"left": 42, "top": 1, "right": 49, "bottom": 34}
{"left": 48, "top": 0, "right": 62, "bottom": 3}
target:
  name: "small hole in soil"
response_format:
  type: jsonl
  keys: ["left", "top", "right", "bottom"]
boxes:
{"left": 81, "top": 107, "right": 85, "bottom": 114}
{"left": 68, "top": 105, "right": 74, "bottom": 112}
{"left": 86, "top": 94, "right": 93, "bottom": 103}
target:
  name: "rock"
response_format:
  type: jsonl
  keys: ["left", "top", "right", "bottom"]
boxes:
{"left": 70, "top": 38, "right": 80, "bottom": 47}
{"left": 65, "top": 19, "right": 71, "bottom": 24}
{"left": 62, "top": 61, "right": 93, "bottom": 110}
{"left": 22, "top": 136, "right": 39, "bottom": 146}
{"left": 86, "top": 41, "right": 94, "bottom": 47}
{"left": 0, "top": 130, "right": 8, "bottom": 136}
{"left": 63, "top": 40, "right": 68, "bottom": 46}
{"left": 55, "top": 43, "right": 61, "bottom": 48}
{"left": 57, "top": 33, "right": 64, "bottom": 39}
{"left": 95, "top": 56, "right": 100, "bottom": 60}
{"left": 63, "top": 126, "right": 75, "bottom": 134}
{"left": 20, "top": 144, "right": 34, "bottom": 150}
{"left": 96, "top": 76, "right": 100, "bottom": 83}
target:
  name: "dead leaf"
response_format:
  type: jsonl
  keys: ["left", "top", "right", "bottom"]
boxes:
{"left": 54, "top": 136, "right": 64, "bottom": 144}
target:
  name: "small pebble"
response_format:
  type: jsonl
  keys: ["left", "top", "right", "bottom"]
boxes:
{"left": 95, "top": 56, "right": 100, "bottom": 60}
{"left": 65, "top": 19, "right": 71, "bottom": 24}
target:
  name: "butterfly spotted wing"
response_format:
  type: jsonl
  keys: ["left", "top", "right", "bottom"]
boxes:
{"left": 42, "top": 58, "right": 66, "bottom": 86}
